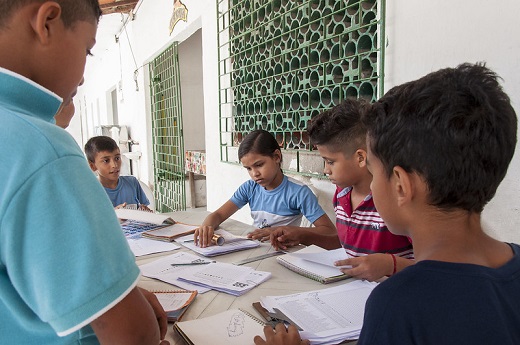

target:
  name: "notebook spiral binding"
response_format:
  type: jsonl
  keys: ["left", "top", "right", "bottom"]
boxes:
{"left": 238, "top": 308, "right": 267, "bottom": 326}
{"left": 276, "top": 257, "right": 323, "bottom": 282}
{"left": 150, "top": 289, "right": 194, "bottom": 293}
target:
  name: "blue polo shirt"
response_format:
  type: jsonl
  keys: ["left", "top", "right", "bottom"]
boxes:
{"left": 104, "top": 175, "right": 150, "bottom": 207}
{"left": 230, "top": 175, "right": 325, "bottom": 228}
{"left": 0, "top": 67, "right": 140, "bottom": 343}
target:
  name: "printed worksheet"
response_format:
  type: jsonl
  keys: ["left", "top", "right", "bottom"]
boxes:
{"left": 139, "top": 251, "right": 212, "bottom": 293}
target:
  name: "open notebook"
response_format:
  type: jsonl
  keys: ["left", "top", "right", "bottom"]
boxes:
{"left": 116, "top": 208, "right": 198, "bottom": 241}
{"left": 276, "top": 245, "right": 351, "bottom": 284}
{"left": 174, "top": 309, "right": 266, "bottom": 345}
{"left": 152, "top": 290, "right": 197, "bottom": 322}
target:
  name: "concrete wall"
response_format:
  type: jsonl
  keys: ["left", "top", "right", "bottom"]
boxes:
{"left": 72, "top": 0, "right": 520, "bottom": 243}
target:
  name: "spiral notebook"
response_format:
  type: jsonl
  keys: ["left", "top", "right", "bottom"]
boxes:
{"left": 174, "top": 309, "right": 266, "bottom": 345}
{"left": 276, "top": 245, "right": 350, "bottom": 284}
{"left": 116, "top": 208, "right": 198, "bottom": 241}
{"left": 151, "top": 290, "right": 197, "bottom": 322}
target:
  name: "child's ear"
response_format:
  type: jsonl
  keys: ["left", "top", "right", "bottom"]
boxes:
{"left": 31, "top": 2, "right": 62, "bottom": 45}
{"left": 356, "top": 149, "right": 367, "bottom": 168}
{"left": 88, "top": 161, "right": 97, "bottom": 172}
{"left": 392, "top": 166, "right": 413, "bottom": 207}
{"left": 273, "top": 149, "right": 282, "bottom": 163}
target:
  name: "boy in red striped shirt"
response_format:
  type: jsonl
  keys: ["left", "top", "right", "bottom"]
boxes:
{"left": 271, "top": 98, "right": 414, "bottom": 281}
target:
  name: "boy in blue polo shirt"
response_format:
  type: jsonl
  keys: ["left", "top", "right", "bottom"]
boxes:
{"left": 0, "top": 1, "right": 167, "bottom": 344}
{"left": 85, "top": 135, "right": 152, "bottom": 211}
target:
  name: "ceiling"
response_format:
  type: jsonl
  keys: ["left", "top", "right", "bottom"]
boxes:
{"left": 99, "top": 0, "right": 139, "bottom": 14}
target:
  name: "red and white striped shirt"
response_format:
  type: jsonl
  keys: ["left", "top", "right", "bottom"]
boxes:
{"left": 334, "top": 186, "right": 413, "bottom": 258}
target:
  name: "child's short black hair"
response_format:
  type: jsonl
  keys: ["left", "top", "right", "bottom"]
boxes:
{"left": 84, "top": 136, "right": 119, "bottom": 163}
{"left": 0, "top": 0, "right": 102, "bottom": 29}
{"left": 238, "top": 129, "right": 282, "bottom": 162}
{"left": 307, "top": 98, "right": 369, "bottom": 154}
{"left": 363, "top": 62, "right": 517, "bottom": 213}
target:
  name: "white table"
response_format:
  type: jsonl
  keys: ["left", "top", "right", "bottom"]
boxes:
{"left": 136, "top": 209, "right": 357, "bottom": 344}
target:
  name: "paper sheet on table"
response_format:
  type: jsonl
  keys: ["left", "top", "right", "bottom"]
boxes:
{"left": 260, "top": 280, "right": 377, "bottom": 342}
{"left": 139, "top": 252, "right": 212, "bottom": 293}
{"left": 127, "top": 237, "right": 180, "bottom": 257}
{"left": 290, "top": 246, "right": 353, "bottom": 268}
{"left": 177, "top": 262, "right": 271, "bottom": 296}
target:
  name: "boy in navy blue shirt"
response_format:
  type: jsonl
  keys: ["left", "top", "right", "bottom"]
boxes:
{"left": 255, "top": 63, "right": 520, "bottom": 345}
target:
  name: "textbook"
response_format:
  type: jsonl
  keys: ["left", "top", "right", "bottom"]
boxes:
{"left": 116, "top": 208, "right": 176, "bottom": 225}
{"left": 259, "top": 280, "right": 378, "bottom": 344}
{"left": 276, "top": 245, "right": 351, "bottom": 284}
{"left": 151, "top": 290, "right": 197, "bottom": 322}
{"left": 174, "top": 309, "right": 266, "bottom": 345}
{"left": 115, "top": 208, "right": 198, "bottom": 241}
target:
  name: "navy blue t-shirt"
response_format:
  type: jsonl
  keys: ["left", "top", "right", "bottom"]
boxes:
{"left": 358, "top": 243, "right": 520, "bottom": 345}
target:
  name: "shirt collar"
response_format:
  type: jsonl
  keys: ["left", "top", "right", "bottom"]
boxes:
{"left": 337, "top": 186, "right": 373, "bottom": 202}
{"left": 0, "top": 67, "right": 62, "bottom": 123}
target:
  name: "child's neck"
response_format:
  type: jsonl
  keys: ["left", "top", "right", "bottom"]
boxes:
{"left": 265, "top": 169, "right": 284, "bottom": 190}
{"left": 410, "top": 210, "right": 513, "bottom": 268}
{"left": 350, "top": 176, "right": 372, "bottom": 209}
{"left": 99, "top": 176, "right": 119, "bottom": 189}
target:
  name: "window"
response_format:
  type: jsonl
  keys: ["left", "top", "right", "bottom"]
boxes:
{"left": 217, "top": 0, "right": 385, "bottom": 175}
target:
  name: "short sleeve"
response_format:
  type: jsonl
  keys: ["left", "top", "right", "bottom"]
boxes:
{"left": 1, "top": 155, "right": 139, "bottom": 335}
{"left": 294, "top": 185, "right": 325, "bottom": 224}
{"left": 229, "top": 180, "right": 255, "bottom": 209}
{"left": 132, "top": 177, "right": 150, "bottom": 206}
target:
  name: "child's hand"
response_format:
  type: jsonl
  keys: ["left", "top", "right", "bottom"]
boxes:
{"left": 137, "top": 287, "right": 169, "bottom": 343}
{"left": 254, "top": 324, "right": 309, "bottom": 345}
{"left": 114, "top": 202, "right": 127, "bottom": 209}
{"left": 247, "top": 228, "right": 272, "bottom": 242}
{"left": 335, "top": 253, "right": 393, "bottom": 281}
{"left": 139, "top": 204, "right": 153, "bottom": 212}
{"left": 194, "top": 226, "right": 215, "bottom": 248}
{"left": 270, "top": 227, "right": 300, "bottom": 250}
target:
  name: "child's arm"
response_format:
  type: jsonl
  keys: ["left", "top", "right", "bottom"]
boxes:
{"left": 335, "top": 254, "right": 415, "bottom": 281}
{"left": 90, "top": 286, "right": 169, "bottom": 344}
{"left": 194, "top": 200, "right": 239, "bottom": 247}
{"left": 269, "top": 214, "right": 340, "bottom": 250}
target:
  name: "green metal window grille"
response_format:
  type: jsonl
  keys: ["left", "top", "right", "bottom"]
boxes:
{"left": 217, "top": 0, "right": 385, "bottom": 175}
{"left": 149, "top": 42, "right": 187, "bottom": 212}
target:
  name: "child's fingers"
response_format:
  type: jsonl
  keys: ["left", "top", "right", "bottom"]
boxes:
{"left": 334, "top": 257, "right": 357, "bottom": 268}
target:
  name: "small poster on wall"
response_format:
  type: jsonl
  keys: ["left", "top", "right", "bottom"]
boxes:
{"left": 169, "top": 0, "right": 188, "bottom": 35}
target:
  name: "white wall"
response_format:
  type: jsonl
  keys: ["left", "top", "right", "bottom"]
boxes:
{"left": 73, "top": 0, "right": 520, "bottom": 243}
{"left": 179, "top": 29, "right": 205, "bottom": 151}
{"left": 385, "top": 0, "right": 520, "bottom": 243}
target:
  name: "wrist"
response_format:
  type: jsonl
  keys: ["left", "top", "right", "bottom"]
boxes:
{"left": 388, "top": 253, "right": 397, "bottom": 276}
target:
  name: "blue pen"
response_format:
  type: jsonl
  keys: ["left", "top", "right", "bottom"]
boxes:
{"left": 135, "top": 196, "right": 140, "bottom": 209}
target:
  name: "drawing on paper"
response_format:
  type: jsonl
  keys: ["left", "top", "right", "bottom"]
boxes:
{"left": 227, "top": 312, "right": 245, "bottom": 337}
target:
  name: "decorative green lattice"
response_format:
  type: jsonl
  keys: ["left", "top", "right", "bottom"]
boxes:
{"left": 217, "top": 0, "right": 385, "bottom": 175}
{"left": 149, "top": 42, "right": 187, "bottom": 212}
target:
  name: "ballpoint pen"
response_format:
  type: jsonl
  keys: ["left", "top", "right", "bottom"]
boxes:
{"left": 171, "top": 261, "right": 215, "bottom": 266}
{"left": 135, "top": 196, "right": 140, "bottom": 209}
